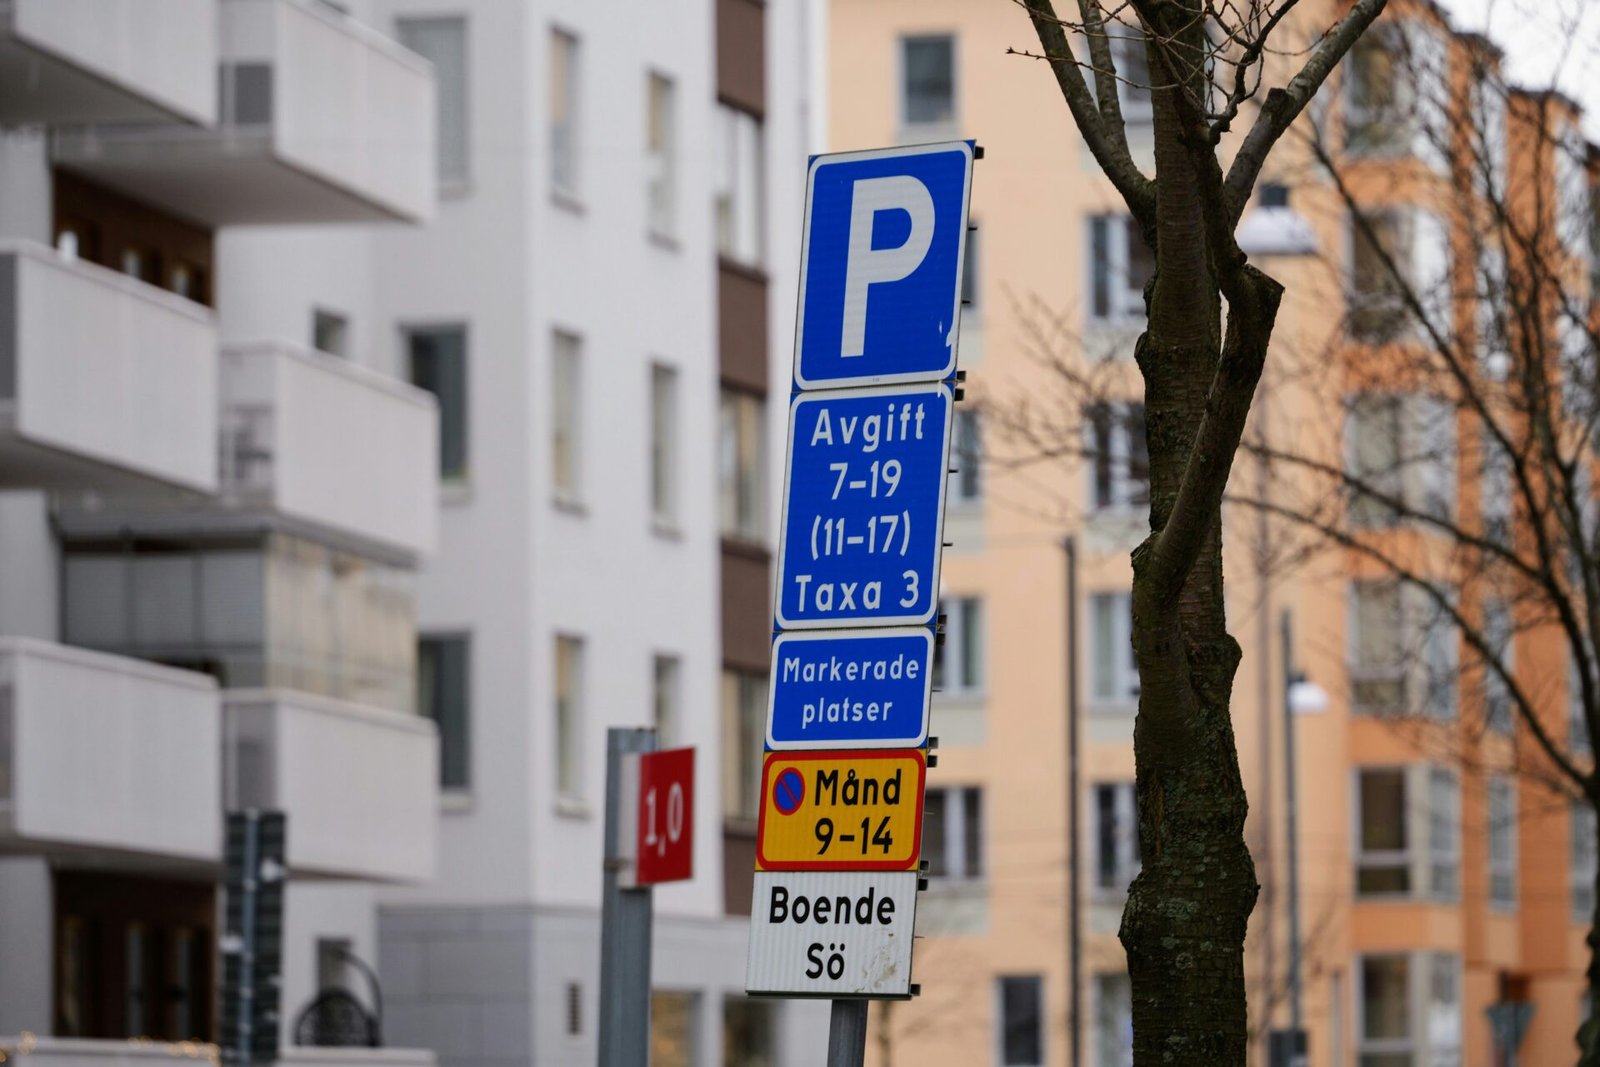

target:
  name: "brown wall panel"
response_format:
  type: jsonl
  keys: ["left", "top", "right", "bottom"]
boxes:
{"left": 720, "top": 543, "right": 771, "bottom": 673}
{"left": 718, "top": 263, "right": 769, "bottom": 393}
{"left": 715, "top": 0, "right": 766, "bottom": 117}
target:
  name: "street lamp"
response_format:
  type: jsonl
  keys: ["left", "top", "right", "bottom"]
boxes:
{"left": 1275, "top": 610, "right": 1328, "bottom": 1067}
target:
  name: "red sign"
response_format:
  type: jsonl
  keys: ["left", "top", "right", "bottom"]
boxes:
{"left": 634, "top": 746, "right": 694, "bottom": 886}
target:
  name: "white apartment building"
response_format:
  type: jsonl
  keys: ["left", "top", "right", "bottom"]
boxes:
{"left": 363, "top": 1, "right": 830, "bottom": 1064}
{"left": 1, "top": 1, "right": 830, "bottom": 1061}
{"left": 0, "top": 0, "right": 442, "bottom": 1055}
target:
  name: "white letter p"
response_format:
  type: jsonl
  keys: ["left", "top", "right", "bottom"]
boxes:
{"left": 840, "top": 175, "right": 935, "bottom": 358}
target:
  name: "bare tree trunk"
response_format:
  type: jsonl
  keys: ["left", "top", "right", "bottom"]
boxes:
{"left": 1116, "top": 17, "right": 1275, "bottom": 1061}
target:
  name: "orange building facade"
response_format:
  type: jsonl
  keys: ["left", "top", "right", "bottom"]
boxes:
{"left": 823, "top": 1, "right": 1600, "bottom": 1064}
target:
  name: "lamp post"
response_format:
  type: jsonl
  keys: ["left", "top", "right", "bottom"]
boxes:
{"left": 1276, "top": 609, "right": 1328, "bottom": 1067}
{"left": 1239, "top": 183, "right": 1322, "bottom": 1067}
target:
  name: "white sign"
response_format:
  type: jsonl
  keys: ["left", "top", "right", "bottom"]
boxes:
{"left": 745, "top": 870, "right": 917, "bottom": 998}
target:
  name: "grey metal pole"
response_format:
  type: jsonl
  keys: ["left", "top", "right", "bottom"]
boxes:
{"left": 599, "top": 727, "right": 656, "bottom": 1067}
{"left": 1282, "top": 610, "right": 1305, "bottom": 1042}
{"left": 1065, "top": 535, "right": 1081, "bottom": 1067}
{"left": 827, "top": 1000, "right": 870, "bottom": 1067}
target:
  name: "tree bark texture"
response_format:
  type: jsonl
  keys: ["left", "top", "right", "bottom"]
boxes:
{"left": 1116, "top": 9, "right": 1278, "bottom": 1063}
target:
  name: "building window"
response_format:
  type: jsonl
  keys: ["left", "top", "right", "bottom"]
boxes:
{"left": 650, "top": 990, "right": 699, "bottom": 1067}
{"left": 1109, "top": 31, "right": 1152, "bottom": 124}
{"left": 1090, "top": 592, "right": 1139, "bottom": 706}
{"left": 998, "top": 976, "right": 1043, "bottom": 1067}
{"left": 1088, "top": 215, "right": 1153, "bottom": 326}
{"left": 650, "top": 363, "right": 679, "bottom": 527}
{"left": 901, "top": 35, "right": 955, "bottom": 127}
{"left": 719, "top": 390, "right": 765, "bottom": 542}
{"left": 1345, "top": 392, "right": 1456, "bottom": 526}
{"left": 646, "top": 72, "right": 677, "bottom": 237}
{"left": 1358, "top": 765, "right": 1457, "bottom": 901}
{"left": 1350, "top": 581, "right": 1404, "bottom": 713}
{"left": 1483, "top": 599, "right": 1513, "bottom": 734}
{"left": 1088, "top": 402, "right": 1149, "bottom": 511}
{"left": 952, "top": 409, "right": 982, "bottom": 504}
{"left": 1427, "top": 768, "right": 1459, "bottom": 901}
{"left": 549, "top": 28, "right": 580, "bottom": 199}
{"left": 714, "top": 105, "right": 764, "bottom": 267}
{"left": 1344, "top": 24, "right": 1407, "bottom": 154}
{"left": 1488, "top": 776, "right": 1517, "bottom": 910}
{"left": 933, "top": 596, "right": 984, "bottom": 695}
{"left": 555, "top": 635, "right": 585, "bottom": 806}
{"left": 1573, "top": 803, "right": 1597, "bottom": 923}
{"left": 1094, "top": 972, "right": 1134, "bottom": 1067}
{"left": 406, "top": 325, "right": 469, "bottom": 483}
{"left": 922, "top": 786, "right": 983, "bottom": 880}
{"left": 653, "top": 654, "right": 681, "bottom": 749}
{"left": 396, "top": 16, "right": 469, "bottom": 188}
{"left": 312, "top": 308, "right": 348, "bottom": 358}
{"left": 1357, "top": 767, "right": 1410, "bottom": 895}
{"left": 1480, "top": 429, "right": 1512, "bottom": 545}
{"left": 1573, "top": 649, "right": 1592, "bottom": 757}
{"left": 722, "top": 669, "right": 766, "bottom": 822}
{"left": 1349, "top": 581, "right": 1456, "bottom": 719}
{"left": 723, "top": 997, "right": 774, "bottom": 1066}
{"left": 1094, "top": 782, "right": 1140, "bottom": 895}
{"left": 1347, "top": 209, "right": 1451, "bottom": 343}
{"left": 1356, "top": 953, "right": 1461, "bottom": 1066}
{"left": 1358, "top": 954, "right": 1410, "bottom": 1064}
{"left": 418, "top": 633, "right": 470, "bottom": 791}
{"left": 552, "top": 330, "right": 583, "bottom": 504}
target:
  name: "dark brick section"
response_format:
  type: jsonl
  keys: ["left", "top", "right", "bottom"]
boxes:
{"left": 718, "top": 262, "right": 769, "bottom": 393}
{"left": 715, "top": 0, "right": 766, "bottom": 117}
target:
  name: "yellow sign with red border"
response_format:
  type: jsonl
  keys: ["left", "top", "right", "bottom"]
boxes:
{"left": 756, "top": 748, "right": 925, "bottom": 871}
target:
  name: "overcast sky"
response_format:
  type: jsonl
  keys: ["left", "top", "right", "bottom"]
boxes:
{"left": 1433, "top": 0, "right": 1600, "bottom": 138}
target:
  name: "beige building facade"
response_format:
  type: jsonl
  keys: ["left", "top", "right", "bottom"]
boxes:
{"left": 825, "top": 2, "right": 1598, "bottom": 1065}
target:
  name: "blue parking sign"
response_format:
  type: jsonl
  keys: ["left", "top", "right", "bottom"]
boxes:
{"left": 767, "top": 629, "right": 934, "bottom": 750}
{"left": 794, "top": 142, "right": 974, "bottom": 390}
{"left": 774, "top": 383, "right": 953, "bottom": 629}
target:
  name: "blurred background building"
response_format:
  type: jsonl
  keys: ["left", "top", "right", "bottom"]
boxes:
{"left": 824, "top": 1, "right": 1599, "bottom": 1065}
{"left": 4, "top": 1, "right": 1599, "bottom": 1066}
{"left": 1, "top": 0, "right": 825, "bottom": 1065}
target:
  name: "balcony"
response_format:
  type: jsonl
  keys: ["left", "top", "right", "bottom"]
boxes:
{"left": 52, "top": 0, "right": 435, "bottom": 225}
{"left": 0, "top": 240, "right": 218, "bottom": 494}
{"left": 222, "top": 688, "right": 437, "bottom": 882}
{"left": 0, "top": 637, "right": 222, "bottom": 864}
{"left": 0, "top": 1037, "right": 436, "bottom": 1067}
{"left": 0, "top": 0, "right": 217, "bottom": 126}
{"left": 221, "top": 340, "right": 438, "bottom": 559}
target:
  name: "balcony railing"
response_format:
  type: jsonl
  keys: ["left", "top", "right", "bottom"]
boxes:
{"left": 0, "top": 637, "right": 221, "bottom": 863}
{"left": 220, "top": 340, "right": 438, "bottom": 559}
{"left": 222, "top": 688, "right": 438, "bottom": 882}
{"left": 0, "top": 0, "right": 218, "bottom": 125}
{"left": 0, "top": 240, "right": 218, "bottom": 494}
{"left": 52, "top": 0, "right": 435, "bottom": 225}
{"left": 0, "top": 1037, "right": 436, "bottom": 1067}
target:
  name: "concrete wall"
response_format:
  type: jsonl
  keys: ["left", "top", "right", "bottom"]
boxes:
{"left": 0, "top": 857, "right": 52, "bottom": 1034}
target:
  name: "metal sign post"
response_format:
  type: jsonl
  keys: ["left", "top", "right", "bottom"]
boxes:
{"left": 744, "top": 139, "right": 977, "bottom": 1067}
{"left": 598, "top": 727, "right": 656, "bottom": 1067}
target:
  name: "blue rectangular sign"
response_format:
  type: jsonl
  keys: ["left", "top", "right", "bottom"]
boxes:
{"left": 774, "top": 383, "right": 952, "bottom": 629}
{"left": 794, "top": 141, "right": 974, "bottom": 390}
{"left": 767, "top": 629, "right": 933, "bottom": 750}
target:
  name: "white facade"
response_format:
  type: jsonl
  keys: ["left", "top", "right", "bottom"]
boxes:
{"left": 0, "top": 0, "right": 830, "bottom": 1061}
{"left": 0, "top": 0, "right": 441, "bottom": 1054}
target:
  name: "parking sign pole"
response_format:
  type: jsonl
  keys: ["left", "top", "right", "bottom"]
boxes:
{"left": 598, "top": 727, "right": 656, "bottom": 1067}
{"left": 827, "top": 999, "right": 870, "bottom": 1067}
